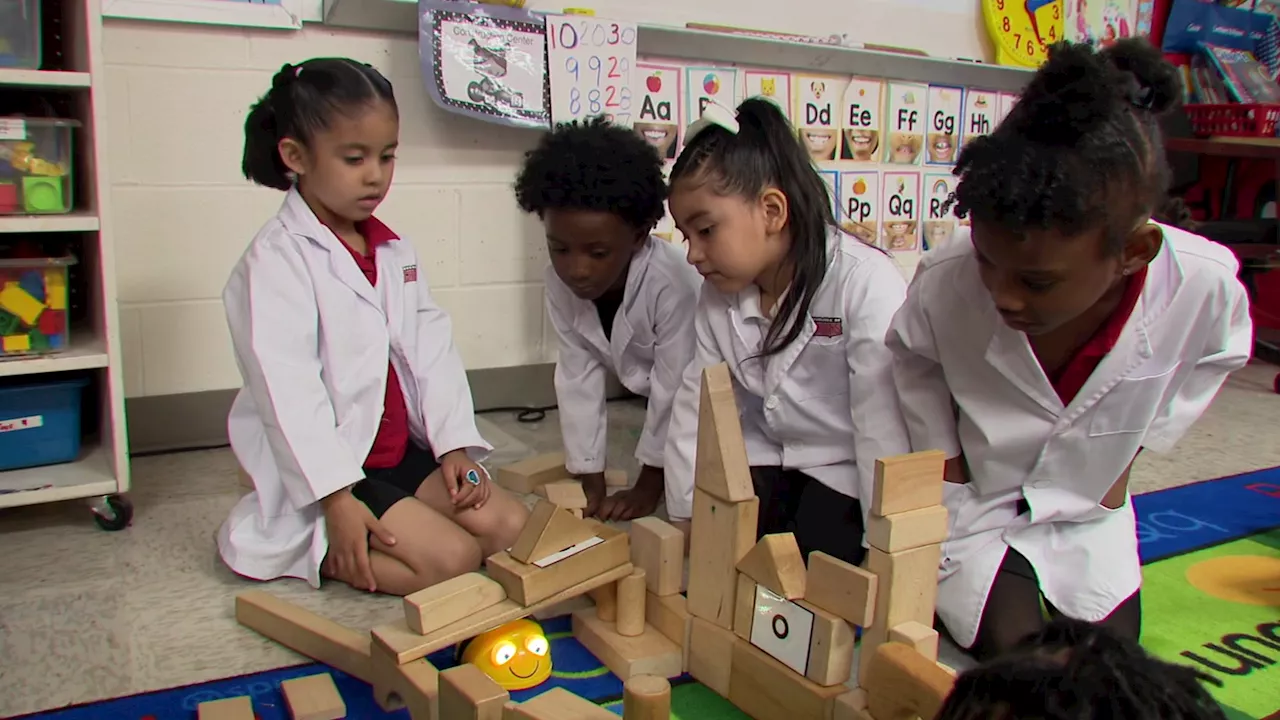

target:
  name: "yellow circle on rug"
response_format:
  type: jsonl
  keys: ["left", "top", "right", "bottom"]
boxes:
{"left": 1185, "top": 555, "right": 1280, "bottom": 607}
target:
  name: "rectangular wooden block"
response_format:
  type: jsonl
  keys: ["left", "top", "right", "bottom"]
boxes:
{"left": 804, "top": 552, "right": 878, "bottom": 629}
{"left": 798, "top": 600, "right": 855, "bottom": 686}
{"left": 687, "top": 490, "right": 759, "bottom": 629}
{"left": 890, "top": 620, "right": 940, "bottom": 662}
{"left": 727, "top": 638, "right": 846, "bottom": 720}
{"left": 571, "top": 609, "right": 683, "bottom": 681}
{"left": 280, "top": 673, "right": 346, "bottom": 720}
{"left": 439, "top": 663, "right": 509, "bottom": 720}
{"left": 630, "top": 517, "right": 685, "bottom": 596}
{"left": 833, "top": 689, "right": 869, "bottom": 720}
{"left": 646, "top": 592, "right": 692, "bottom": 669}
{"left": 688, "top": 616, "right": 736, "bottom": 697}
{"left": 198, "top": 697, "right": 253, "bottom": 720}
{"left": 235, "top": 591, "right": 371, "bottom": 683}
{"left": 536, "top": 479, "right": 588, "bottom": 510}
{"left": 503, "top": 688, "right": 615, "bottom": 719}
{"left": 404, "top": 573, "right": 507, "bottom": 635}
{"left": 732, "top": 573, "right": 755, "bottom": 641}
{"left": 864, "top": 642, "right": 956, "bottom": 720}
{"left": 371, "top": 644, "right": 438, "bottom": 712}
{"left": 865, "top": 504, "right": 949, "bottom": 554}
{"left": 487, "top": 524, "right": 630, "bottom": 606}
{"left": 495, "top": 452, "right": 569, "bottom": 493}
{"left": 858, "top": 543, "right": 942, "bottom": 680}
{"left": 871, "top": 450, "right": 946, "bottom": 517}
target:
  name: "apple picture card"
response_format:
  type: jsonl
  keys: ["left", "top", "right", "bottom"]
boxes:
{"left": 839, "top": 170, "right": 880, "bottom": 247}
{"left": 744, "top": 70, "right": 793, "bottom": 123}
{"left": 923, "top": 173, "right": 959, "bottom": 252}
{"left": 962, "top": 89, "right": 998, "bottom": 149}
{"left": 881, "top": 171, "right": 921, "bottom": 252}
{"left": 841, "top": 78, "right": 883, "bottom": 163}
{"left": 884, "top": 83, "right": 928, "bottom": 165}
{"left": 794, "top": 74, "right": 846, "bottom": 163}
{"left": 925, "top": 85, "right": 963, "bottom": 166}
{"left": 635, "top": 63, "right": 682, "bottom": 160}
{"left": 684, "top": 66, "right": 739, "bottom": 131}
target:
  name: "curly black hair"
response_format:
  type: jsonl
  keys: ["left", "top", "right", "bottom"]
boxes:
{"left": 514, "top": 116, "right": 667, "bottom": 232}
{"left": 935, "top": 618, "right": 1227, "bottom": 720}
{"left": 947, "top": 39, "right": 1184, "bottom": 251}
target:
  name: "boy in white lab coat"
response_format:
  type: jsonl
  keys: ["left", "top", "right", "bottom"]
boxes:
{"left": 888, "top": 40, "right": 1253, "bottom": 659}
{"left": 515, "top": 117, "right": 701, "bottom": 521}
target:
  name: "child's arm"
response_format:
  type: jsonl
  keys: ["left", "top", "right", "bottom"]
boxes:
{"left": 661, "top": 291, "right": 726, "bottom": 521}
{"left": 545, "top": 275, "right": 609, "bottom": 476}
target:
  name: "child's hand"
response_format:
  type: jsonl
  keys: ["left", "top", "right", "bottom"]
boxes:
{"left": 440, "top": 449, "right": 491, "bottom": 511}
{"left": 578, "top": 472, "right": 607, "bottom": 518}
{"left": 596, "top": 465, "right": 664, "bottom": 522}
{"left": 321, "top": 489, "right": 396, "bottom": 592}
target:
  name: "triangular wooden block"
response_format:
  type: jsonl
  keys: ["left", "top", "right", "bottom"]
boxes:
{"left": 509, "top": 499, "right": 598, "bottom": 564}
{"left": 695, "top": 363, "right": 755, "bottom": 503}
{"left": 736, "top": 533, "right": 806, "bottom": 600}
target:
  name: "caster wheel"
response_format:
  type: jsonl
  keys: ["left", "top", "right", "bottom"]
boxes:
{"left": 92, "top": 495, "right": 133, "bottom": 531}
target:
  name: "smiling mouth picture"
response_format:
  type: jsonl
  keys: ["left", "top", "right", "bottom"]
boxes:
{"left": 802, "top": 130, "right": 834, "bottom": 156}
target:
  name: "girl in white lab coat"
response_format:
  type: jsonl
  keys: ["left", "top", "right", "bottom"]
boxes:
{"left": 888, "top": 40, "right": 1253, "bottom": 659}
{"left": 662, "top": 98, "right": 911, "bottom": 565}
{"left": 515, "top": 118, "right": 701, "bottom": 521}
{"left": 219, "top": 59, "right": 528, "bottom": 597}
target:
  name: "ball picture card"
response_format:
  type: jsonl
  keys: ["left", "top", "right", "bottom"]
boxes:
{"left": 794, "top": 74, "right": 848, "bottom": 162}
{"left": 684, "top": 66, "right": 739, "bottom": 130}
{"left": 635, "top": 62, "right": 682, "bottom": 160}
{"left": 962, "top": 89, "right": 998, "bottom": 149}
{"left": 925, "top": 85, "right": 963, "bottom": 166}
{"left": 744, "top": 70, "right": 794, "bottom": 123}
{"left": 881, "top": 171, "right": 921, "bottom": 252}
{"left": 922, "top": 173, "right": 958, "bottom": 251}
{"left": 884, "top": 83, "right": 928, "bottom": 165}
{"left": 840, "top": 170, "right": 880, "bottom": 246}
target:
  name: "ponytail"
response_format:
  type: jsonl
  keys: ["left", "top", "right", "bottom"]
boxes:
{"left": 242, "top": 92, "right": 292, "bottom": 191}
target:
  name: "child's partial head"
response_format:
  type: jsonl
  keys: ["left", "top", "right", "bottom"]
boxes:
{"left": 514, "top": 117, "right": 666, "bottom": 301}
{"left": 948, "top": 40, "right": 1180, "bottom": 336}
{"left": 936, "top": 618, "right": 1226, "bottom": 720}
{"left": 242, "top": 58, "right": 398, "bottom": 225}
{"left": 668, "top": 98, "right": 835, "bottom": 356}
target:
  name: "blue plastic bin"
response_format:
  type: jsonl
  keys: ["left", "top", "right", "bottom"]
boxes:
{"left": 0, "top": 377, "right": 87, "bottom": 471}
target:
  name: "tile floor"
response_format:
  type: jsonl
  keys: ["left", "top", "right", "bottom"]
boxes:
{"left": 0, "top": 363, "right": 1277, "bottom": 717}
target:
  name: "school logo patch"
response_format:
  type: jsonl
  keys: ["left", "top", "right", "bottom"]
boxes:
{"left": 403, "top": 265, "right": 418, "bottom": 283}
{"left": 812, "top": 316, "right": 843, "bottom": 338}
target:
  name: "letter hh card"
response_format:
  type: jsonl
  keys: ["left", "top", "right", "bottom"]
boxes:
{"left": 794, "top": 75, "right": 847, "bottom": 163}
{"left": 925, "top": 86, "right": 963, "bottom": 166}
{"left": 840, "top": 78, "right": 883, "bottom": 162}
{"left": 922, "top": 174, "right": 958, "bottom": 251}
{"left": 884, "top": 83, "right": 927, "bottom": 165}
{"left": 881, "top": 172, "right": 921, "bottom": 252}
{"left": 635, "top": 63, "right": 683, "bottom": 160}
{"left": 840, "top": 170, "right": 880, "bottom": 246}
{"left": 819, "top": 169, "right": 840, "bottom": 223}
{"left": 744, "top": 70, "right": 793, "bottom": 123}
{"left": 997, "top": 92, "right": 1018, "bottom": 125}
{"left": 962, "top": 89, "right": 998, "bottom": 149}
{"left": 684, "top": 66, "right": 739, "bottom": 128}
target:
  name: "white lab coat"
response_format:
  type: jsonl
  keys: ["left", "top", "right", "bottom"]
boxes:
{"left": 664, "top": 230, "right": 912, "bottom": 522}
{"left": 217, "top": 189, "right": 490, "bottom": 588}
{"left": 887, "top": 222, "right": 1253, "bottom": 648}
{"left": 546, "top": 236, "right": 702, "bottom": 474}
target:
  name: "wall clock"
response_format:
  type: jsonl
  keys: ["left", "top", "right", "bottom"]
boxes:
{"left": 983, "top": 0, "right": 1065, "bottom": 68}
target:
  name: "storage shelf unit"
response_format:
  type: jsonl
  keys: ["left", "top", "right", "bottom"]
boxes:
{"left": 0, "top": 0, "right": 132, "bottom": 526}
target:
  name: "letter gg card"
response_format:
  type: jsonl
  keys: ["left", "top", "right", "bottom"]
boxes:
{"left": 839, "top": 170, "right": 880, "bottom": 246}
{"left": 840, "top": 78, "right": 883, "bottom": 162}
{"left": 962, "top": 89, "right": 998, "bottom": 148}
{"left": 881, "top": 171, "right": 921, "bottom": 252}
{"left": 635, "top": 63, "right": 682, "bottom": 160}
{"left": 795, "top": 75, "right": 847, "bottom": 163}
{"left": 925, "top": 85, "right": 963, "bottom": 166}
{"left": 922, "top": 173, "right": 958, "bottom": 251}
{"left": 744, "top": 70, "right": 793, "bottom": 123}
{"left": 884, "top": 83, "right": 927, "bottom": 165}
{"left": 685, "top": 66, "right": 739, "bottom": 129}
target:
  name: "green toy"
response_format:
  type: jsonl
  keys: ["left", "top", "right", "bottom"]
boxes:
{"left": 21, "top": 176, "right": 66, "bottom": 213}
{"left": 0, "top": 309, "right": 18, "bottom": 336}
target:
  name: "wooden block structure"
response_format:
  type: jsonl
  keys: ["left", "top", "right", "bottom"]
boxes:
{"left": 494, "top": 452, "right": 569, "bottom": 494}
{"left": 439, "top": 663, "right": 510, "bottom": 720}
{"left": 629, "top": 517, "right": 685, "bottom": 596}
{"left": 623, "top": 675, "right": 671, "bottom": 720}
{"left": 503, "top": 687, "right": 615, "bottom": 719}
{"left": 616, "top": 567, "right": 647, "bottom": 637}
{"left": 280, "top": 673, "right": 346, "bottom": 720}
{"left": 736, "top": 532, "right": 806, "bottom": 600}
{"left": 508, "top": 499, "right": 599, "bottom": 565}
{"left": 403, "top": 572, "right": 506, "bottom": 635}
{"left": 198, "top": 696, "right": 254, "bottom": 720}
{"left": 535, "top": 479, "right": 588, "bottom": 518}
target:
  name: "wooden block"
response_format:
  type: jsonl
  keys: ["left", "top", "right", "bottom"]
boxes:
{"left": 832, "top": 689, "right": 869, "bottom": 720}
{"left": 616, "top": 568, "right": 647, "bottom": 637}
{"left": 694, "top": 363, "right": 756, "bottom": 502}
{"left": 804, "top": 551, "right": 878, "bottom": 628}
{"left": 281, "top": 673, "right": 346, "bottom": 720}
{"left": 503, "top": 688, "right": 615, "bottom": 719}
{"left": 865, "top": 504, "right": 949, "bottom": 553}
{"left": 732, "top": 573, "right": 754, "bottom": 641}
{"left": 858, "top": 543, "right": 942, "bottom": 680}
{"left": 687, "top": 490, "right": 759, "bottom": 629}
{"left": 727, "top": 638, "right": 846, "bottom": 720}
{"left": 736, "top": 533, "right": 805, "bottom": 600}
{"left": 798, "top": 600, "right": 855, "bottom": 686}
{"left": 404, "top": 573, "right": 507, "bottom": 635}
{"left": 589, "top": 583, "right": 617, "bottom": 622}
{"left": 371, "top": 644, "right": 438, "bottom": 713}
{"left": 571, "top": 610, "right": 683, "bottom": 681}
{"left": 605, "top": 468, "right": 628, "bottom": 487}
{"left": 373, "top": 563, "right": 634, "bottom": 664}
{"left": 235, "top": 591, "right": 371, "bottom": 682}
{"left": 571, "top": 509, "right": 583, "bottom": 519}
{"left": 509, "top": 499, "right": 599, "bottom": 565}
{"left": 645, "top": 592, "right": 692, "bottom": 669}
{"left": 864, "top": 641, "right": 956, "bottom": 720}
{"left": 535, "top": 479, "right": 588, "bottom": 510}
{"left": 688, "top": 616, "right": 735, "bottom": 697}
{"left": 938, "top": 662, "right": 958, "bottom": 677}
{"left": 495, "top": 452, "right": 569, "bottom": 494}
{"left": 629, "top": 517, "right": 684, "bottom": 596}
{"left": 890, "top": 620, "right": 941, "bottom": 662}
{"left": 439, "top": 663, "right": 509, "bottom": 720}
{"left": 487, "top": 523, "right": 630, "bottom": 606}
{"left": 623, "top": 675, "right": 671, "bottom": 720}
{"left": 198, "top": 697, "right": 253, "bottom": 720}
{"left": 870, "top": 450, "right": 946, "bottom": 517}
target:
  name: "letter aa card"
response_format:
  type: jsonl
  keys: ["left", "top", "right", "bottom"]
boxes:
{"left": 922, "top": 173, "right": 958, "bottom": 251}
{"left": 819, "top": 169, "right": 840, "bottom": 222}
{"left": 744, "top": 70, "right": 793, "bottom": 122}
{"left": 925, "top": 85, "right": 962, "bottom": 165}
{"left": 962, "top": 90, "right": 997, "bottom": 149}
{"left": 884, "top": 83, "right": 927, "bottom": 165}
{"left": 881, "top": 171, "right": 920, "bottom": 252}
{"left": 840, "top": 170, "right": 880, "bottom": 245}
{"left": 635, "top": 63, "right": 682, "bottom": 160}
{"left": 685, "top": 67, "right": 739, "bottom": 129}
{"left": 795, "top": 75, "right": 847, "bottom": 162}
{"left": 840, "top": 78, "right": 883, "bottom": 162}
{"left": 997, "top": 92, "right": 1018, "bottom": 125}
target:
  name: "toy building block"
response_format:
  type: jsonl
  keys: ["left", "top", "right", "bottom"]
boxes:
{"left": 509, "top": 499, "right": 599, "bottom": 565}
{"left": 804, "top": 551, "right": 878, "bottom": 628}
{"left": 616, "top": 567, "right": 647, "bottom": 637}
{"left": 938, "top": 662, "right": 958, "bottom": 677}
{"left": 22, "top": 176, "right": 66, "bottom": 213}
{"left": 687, "top": 490, "right": 759, "bottom": 629}
{"left": 799, "top": 599, "right": 855, "bottom": 686}
{"left": 280, "top": 673, "right": 346, "bottom": 720}
{"left": 503, "top": 687, "right": 615, "bottom": 719}
{"left": 198, "top": 696, "right": 254, "bottom": 720}
{"left": 439, "top": 663, "right": 510, "bottom": 720}
{"left": 646, "top": 592, "right": 692, "bottom": 669}
{"left": 727, "top": 638, "right": 846, "bottom": 720}
{"left": 737, "top": 580, "right": 854, "bottom": 686}
{"left": 695, "top": 364, "right": 755, "bottom": 502}
{"left": 832, "top": 689, "right": 870, "bottom": 720}
{"left": 487, "top": 522, "right": 629, "bottom": 605}
{"left": 889, "top": 620, "right": 940, "bottom": 662}
{"left": 0, "top": 310, "right": 18, "bottom": 335}
{"left": 2, "top": 334, "right": 29, "bottom": 353}
{"left": 589, "top": 583, "right": 617, "bottom": 622}
{"left": 623, "top": 674, "right": 671, "bottom": 720}
{"left": 870, "top": 450, "right": 946, "bottom": 517}
{"left": 535, "top": 479, "right": 588, "bottom": 517}
{"left": 38, "top": 308, "right": 64, "bottom": 336}
{"left": 605, "top": 468, "right": 628, "bottom": 487}
{"left": 736, "top": 533, "right": 806, "bottom": 600}
{"left": 858, "top": 542, "right": 943, "bottom": 680}
{"left": 572, "top": 609, "right": 682, "bottom": 681}
{"left": 863, "top": 641, "right": 956, "bottom": 720}
{"left": 0, "top": 283, "right": 44, "bottom": 326}
{"left": 688, "top": 616, "right": 736, "bottom": 697}
{"left": 371, "top": 643, "right": 438, "bottom": 714}
{"left": 629, "top": 517, "right": 684, "bottom": 596}
{"left": 404, "top": 573, "right": 507, "bottom": 634}
{"left": 373, "top": 563, "right": 634, "bottom": 664}
{"left": 732, "top": 573, "right": 755, "bottom": 641}
{"left": 865, "top": 504, "right": 949, "bottom": 554}
{"left": 235, "top": 591, "right": 372, "bottom": 683}
{"left": 18, "top": 271, "right": 44, "bottom": 302}
{"left": 495, "top": 452, "right": 569, "bottom": 494}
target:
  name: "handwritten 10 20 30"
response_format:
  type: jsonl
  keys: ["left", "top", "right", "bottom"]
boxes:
{"left": 548, "top": 18, "right": 637, "bottom": 124}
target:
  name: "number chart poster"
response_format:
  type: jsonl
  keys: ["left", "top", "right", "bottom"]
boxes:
{"left": 635, "top": 63, "right": 682, "bottom": 160}
{"left": 546, "top": 16, "right": 638, "bottom": 126}
{"left": 429, "top": 10, "right": 549, "bottom": 127}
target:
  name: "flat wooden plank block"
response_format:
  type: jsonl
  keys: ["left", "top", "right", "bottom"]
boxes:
{"left": 871, "top": 450, "right": 946, "bottom": 517}
{"left": 645, "top": 592, "right": 692, "bottom": 670}
{"left": 727, "top": 637, "right": 845, "bottom": 720}
{"left": 571, "top": 610, "right": 683, "bottom": 681}
{"left": 235, "top": 591, "right": 371, "bottom": 682}
{"left": 629, "top": 517, "right": 684, "bottom": 596}
{"left": 509, "top": 499, "right": 599, "bottom": 565}
{"left": 536, "top": 479, "right": 588, "bottom": 510}
{"left": 281, "top": 673, "right": 346, "bottom": 720}
{"left": 804, "top": 552, "right": 878, "bottom": 628}
{"left": 404, "top": 573, "right": 507, "bottom": 635}
{"left": 890, "top": 620, "right": 940, "bottom": 662}
{"left": 865, "top": 504, "right": 949, "bottom": 554}
{"left": 688, "top": 617, "right": 736, "bottom": 697}
{"left": 736, "top": 533, "right": 806, "bottom": 600}
{"left": 495, "top": 452, "right": 569, "bottom": 494}
{"left": 504, "top": 688, "right": 615, "bottom": 719}
{"left": 198, "top": 697, "right": 254, "bottom": 720}
{"left": 439, "top": 663, "right": 509, "bottom": 720}
{"left": 687, "top": 490, "right": 759, "bottom": 629}
{"left": 694, "top": 363, "right": 756, "bottom": 502}
{"left": 487, "top": 524, "right": 630, "bottom": 606}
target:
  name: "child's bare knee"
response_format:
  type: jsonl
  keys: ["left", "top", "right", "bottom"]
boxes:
{"left": 436, "top": 534, "right": 484, "bottom": 579}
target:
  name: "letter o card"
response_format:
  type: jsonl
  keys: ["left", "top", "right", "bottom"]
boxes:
{"left": 925, "top": 86, "right": 962, "bottom": 166}
{"left": 635, "top": 63, "right": 682, "bottom": 161}
{"left": 839, "top": 170, "right": 880, "bottom": 246}
{"left": 923, "top": 174, "right": 958, "bottom": 252}
{"left": 840, "top": 78, "right": 883, "bottom": 162}
{"left": 881, "top": 171, "right": 921, "bottom": 252}
{"left": 884, "top": 83, "right": 927, "bottom": 165}
{"left": 749, "top": 585, "right": 814, "bottom": 675}
{"left": 795, "top": 75, "right": 846, "bottom": 163}
{"left": 745, "top": 70, "right": 792, "bottom": 122}
{"left": 962, "top": 90, "right": 997, "bottom": 149}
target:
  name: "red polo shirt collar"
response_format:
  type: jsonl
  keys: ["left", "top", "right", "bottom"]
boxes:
{"left": 1050, "top": 266, "right": 1148, "bottom": 404}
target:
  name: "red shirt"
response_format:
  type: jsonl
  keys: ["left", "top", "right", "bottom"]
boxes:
{"left": 1048, "top": 267, "right": 1148, "bottom": 404}
{"left": 335, "top": 217, "right": 411, "bottom": 470}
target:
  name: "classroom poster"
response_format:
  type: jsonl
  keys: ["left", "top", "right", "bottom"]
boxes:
{"left": 794, "top": 75, "right": 847, "bottom": 162}
{"left": 684, "top": 66, "right": 739, "bottom": 129}
{"left": 884, "top": 83, "right": 927, "bottom": 165}
{"left": 818, "top": 169, "right": 840, "bottom": 223}
{"left": 925, "top": 85, "right": 963, "bottom": 165}
{"left": 744, "top": 70, "right": 793, "bottom": 122}
{"left": 635, "top": 63, "right": 682, "bottom": 160}
{"left": 962, "top": 89, "right": 998, "bottom": 148}
{"left": 881, "top": 172, "right": 921, "bottom": 252}
{"left": 840, "top": 170, "right": 880, "bottom": 245}
{"left": 545, "top": 15, "right": 638, "bottom": 126}
{"left": 428, "top": 9, "right": 549, "bottom": 127}
{"left": 840, "top": 78, "right": 883, "bottom": 162}
{"left": 997, "top": 93, "right": 1019, "bottom": 125}
{"left": 922, "top": 174, "right": 958, "bottom": 251}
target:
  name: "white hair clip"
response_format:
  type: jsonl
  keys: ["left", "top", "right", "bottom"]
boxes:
{"left": 685, "top": 99, "right": 739, "bottom": 144}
